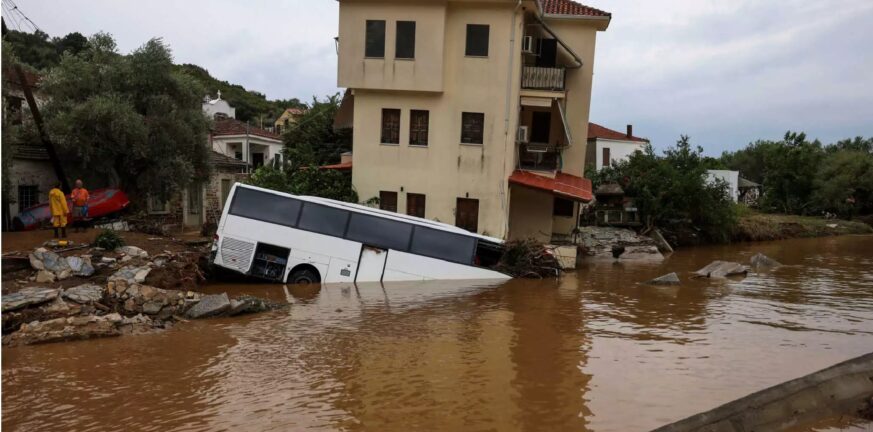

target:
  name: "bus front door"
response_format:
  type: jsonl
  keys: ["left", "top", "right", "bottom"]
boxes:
{"left": 356, "top": 245, "right": 387, "bottom": 282}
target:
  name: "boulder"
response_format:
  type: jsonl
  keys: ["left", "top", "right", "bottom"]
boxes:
{"left": 227, "top": 295, "right": 279, "bottom": 316}
{"left": 66, "top": 256, "right": 96, "bottom": 277}
{"left": 134, "top": 268, "right": 151, "bottom": 283}
{"left": 2, "top": 287, "right": 61, "bottom": 312}
{"left": 28, "top": 253, "right": 45, "bottom": 270}
{"left": 35, "top": 270, "right": 56, "bottom": 283}
{"left": 185, "top": 293, "right": 231, "bottom": 319}
{"left": 41, "top": 251, "right": 71, "bottom": 273}
{"left": 647, "top": 272, "right": 681, "bottom": 286}
{"left": 693, "top": 261, "right": 749, "bottom": 279}
{"left": 750, "top": 253, "right": 781, "bottom": 269}
{"left": 63, "top": 284, "right": 105, "bottom": 304}
{"left": 117, "top": 245, "right": 148, "bottom": 258}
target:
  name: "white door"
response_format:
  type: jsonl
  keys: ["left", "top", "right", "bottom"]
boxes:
{"left": 356, "top": 246, "right": 387, "bottom": 282}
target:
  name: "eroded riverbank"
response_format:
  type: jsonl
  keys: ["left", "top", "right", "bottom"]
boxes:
{"left": 3, "top": 235, "right": 873, "bottom": 431}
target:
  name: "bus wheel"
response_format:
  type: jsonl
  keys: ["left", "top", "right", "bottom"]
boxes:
{"left": 288, "top": 268, "right": 320, "bottom": 284}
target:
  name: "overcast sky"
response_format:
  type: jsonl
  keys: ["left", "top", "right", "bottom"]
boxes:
{"left": 9, "top": 0, "right": 873, "bottom": 154}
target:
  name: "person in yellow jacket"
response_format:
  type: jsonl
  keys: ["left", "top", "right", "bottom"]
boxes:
{"left": 48, "top": 182, "right": 69, "bottom": 239}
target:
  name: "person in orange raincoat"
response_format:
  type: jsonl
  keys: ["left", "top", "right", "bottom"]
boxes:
{"left": 48, "top": 181, "right": 69, "bottom": 239}
{"left": 70, "top": 179, "right": 90, "bottom": 233}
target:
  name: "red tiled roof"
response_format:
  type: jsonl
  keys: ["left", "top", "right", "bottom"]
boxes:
{"left": 588, "top": 122, "right": 648, "bottom": 143}
{"left": 212, "top": 118, "right": 281, "bottom": 140}
{"left": 284, "top": 108, "right": 306, "bottom": 115}
{"left": 509, "top": 170, "right": 593, "bottom": 202}
{"left": 320, "top": 161, "right": 352, "bottom": 171}
{"left": 539, "top": 0, "right": 611, "bottom": 18}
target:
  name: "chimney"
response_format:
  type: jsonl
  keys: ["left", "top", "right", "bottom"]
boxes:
{"left": 626, "top": 124, "right": 633, "bottom": 138}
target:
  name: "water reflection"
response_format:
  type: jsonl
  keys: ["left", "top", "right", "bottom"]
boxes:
{"left": 3, "top": 235, "right": 873, "bottom": 432}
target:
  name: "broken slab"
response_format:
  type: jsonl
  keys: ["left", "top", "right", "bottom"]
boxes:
{"left": 647, "top": 272, "right": 681, "bottom": 286}
{"left": 116, "top": 245, "right": 148, "bottom": 258}
{"left": 66, "top": 256, "right": 96, "bottom": 277}
{"left": 693, "top": 260, "right": 749, "bottom": 279}
{"left": 2, "top": 313, "right": 125, "bottom": 346}
{"left": 35, "top": 270, "right": 56, "bottom": 283}
{"left": 185, "top": 293, "right": 231, "bottom": 319}
{"left": 750, "top": 253, "right": 782, "bottom": 270}
{"left": 63, "top": 284, "right": 105, "bottom": 304}
{"left": 2, "top": 287, "right": 61, "bottom": 312}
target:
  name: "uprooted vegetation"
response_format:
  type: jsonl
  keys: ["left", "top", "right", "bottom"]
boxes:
{"left": 494, "top": 239, "right": 562, "bottom": 279}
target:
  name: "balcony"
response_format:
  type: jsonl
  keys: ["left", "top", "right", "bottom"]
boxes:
{"left": 521, "top": 66, "right": 565, "bottom": 91}
{"left": 518, "top": 143, "right": 559, "bottom": 171}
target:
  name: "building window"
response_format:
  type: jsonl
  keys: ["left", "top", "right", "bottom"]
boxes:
{"left": 465, "top": 24, "right": 489, "bottom": 57}
{"left": 365, "top": 20, "right": 386, "bottom": 58}
{"left": 455, "top": 198, "right": 479, "bottom": 232}
{"left": 602, "top": 147, "right": 611, "bottom": 167}
{"left": 380, "top": 191, "right": 398, "bottom": 212}
{"left": 17, "top": 185, "right": 38, "bottom": 209}
{"left": 396, "top": 21, "right": 415, "bottom": 59}
{"left": 409, "top": 110, "right": 429, "bottom": 146}
{"left": 381, "top": 108, "right": 400, "bottom": 144}
{"left": 407, "top": 193, "right": 426, "bottom": 218}
{"left": 147, "top": 195, "right": 170, "bottom": 215}
{"left": 553, "top": 197, "right": 574, "bottom": 217}
{"left": 252, "top": 153, "right": 264, "bottom": 168}
{"left": 461, "top": 112, "right": 484, "bottom": 145}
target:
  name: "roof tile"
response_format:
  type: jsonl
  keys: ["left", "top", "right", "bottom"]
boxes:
{"left": 212, "top": 118, "right": 281, "bottom": 140}
{"left": 588, "top": 122, "right": 648, "bottom": 143}
{"left": 539, "top": 0, "right": 611, "bottom": 17}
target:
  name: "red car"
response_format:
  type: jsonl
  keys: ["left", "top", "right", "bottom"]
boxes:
{"left": 12, "top": 188, "right": 130, "bottom": 231}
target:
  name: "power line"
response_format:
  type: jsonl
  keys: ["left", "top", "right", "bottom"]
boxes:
{"left": 1, "top": 2, "right": 23, "bottom": 31}
{"left": 2, "top": 0, "right": 41, "bottom": 32}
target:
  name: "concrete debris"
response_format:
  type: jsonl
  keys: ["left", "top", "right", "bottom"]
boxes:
{"left": 185, "top": 293, "right": 231, "bottom": 319}
{"left": 95, "top": 220, "right": 130, "bottom": 231}
{"left": 2, "top": 313, "right": 125, "bottom": 346}
{"left": 101, "top": 257, "right": 117, "bottom": 263}
{"left": 2, "top": 287, "right": 61, "bottom": 312}
{"left": 109, "top": 265, "right": 152, "bottom": 285}
{"left": 749, "top": 253, "right": 781, "bottom": 269}
{"left": 63, "top": 284, "right": 105, "bottom": 304}
{"left": 693, "top": 261, "right": 749, "bottom": 279}
{"left": 116, "top": 245, "right": 148, "bottom": 258}
{"left": 576, "top": 226, "right": 664, "bottom": 261}
{"left": 647, "top": 272, "right": 681, "bottom": 286}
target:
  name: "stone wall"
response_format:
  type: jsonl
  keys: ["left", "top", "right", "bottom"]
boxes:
{"left": 8, "top": 159, "right": 55, "bottom": 218}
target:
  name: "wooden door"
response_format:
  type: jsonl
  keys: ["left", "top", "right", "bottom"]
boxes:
{"left": 456, "top": 198, "right": 479, "bottom": 233}
{"left": 380, "top": 191, "right": 397, "bottom": 212}
{"left": 406, "top": 193, "right": 426, "bottom": 218}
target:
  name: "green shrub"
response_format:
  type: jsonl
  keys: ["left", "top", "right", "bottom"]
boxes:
{"left": 94, "top": 229, "right": 125, "bottom": 250}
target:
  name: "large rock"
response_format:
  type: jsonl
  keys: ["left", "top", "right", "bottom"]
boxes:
{"left": 2, "top": 287, "right": 61, "bottom": 312}
{"left": 116, "top": 245, "right": 148, "bottom": 258}
{"left": 66, "top": 256, "right": 96, "bottom": 277}
{"left": 63, "top": 284, "right": 105, "bottom": 304}
{"left": 750, "top": 253, "right": 781, "bottom": 269}
{"left": 41, "top": 250, "right": 71, "bottom": 273}
{"left": 227, "top": 295, "right": 281, "bottom": 316}
{"left": 109, "top": 265, "right": 151, "bottom": 284}
{"left": 576, "top": 226, "right": 664, "bottom": 261}
{"left": 693, "top": 261, "right": 749, "bottom": 279}
{"left": 185, "top": 293, "right": 231, "bottom": 319}
{"left": 35, "top": 270, "right": 56, "bottom": 283}
{"left": 2, "top": 313, "right": 124, "bottom": 346}
{"left": 647, "top": 272, "right": 681, "bottom": 286}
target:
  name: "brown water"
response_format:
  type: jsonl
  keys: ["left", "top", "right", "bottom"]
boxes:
{"left": 4, "top": 235, "right": 873, "bottom": 432}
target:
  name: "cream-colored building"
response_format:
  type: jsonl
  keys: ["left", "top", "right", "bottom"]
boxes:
{"left": 337, "top": 0, "right": 610, "bottom": 242}
{"left": 274, "top": 108, "right": 306, "bottom": 135}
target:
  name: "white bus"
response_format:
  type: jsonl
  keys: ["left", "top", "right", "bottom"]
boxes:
{"left": 211, "top": 184, "right": 510, "bottom": 284}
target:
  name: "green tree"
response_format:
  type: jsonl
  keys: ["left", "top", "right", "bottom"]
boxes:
{"left": 759, "top": 132, "right": 824, "bottom": 214}
{"left": 283, "top": 94, "right": 351, "bottom": 166}
{"left": 42, "top": 33, "right": 211, "bottom": 201}
{"left": 812, "top": 150, "right": 873, "bottom": 218}
{"left": 246, "top": 165, "right": 358, "bottom": 203}
{"left": 588, "top": 135, "right": 736, "bottom": 242}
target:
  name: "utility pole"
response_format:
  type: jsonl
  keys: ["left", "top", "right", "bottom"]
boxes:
{"left": 14, "top": 65, "right": 70, "bottom": 192}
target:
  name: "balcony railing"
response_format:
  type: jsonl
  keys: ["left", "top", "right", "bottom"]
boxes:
{"left": 522, "top": 66, "right": 565, "bottom": 91}
{"left": 518, "top": 143, "right": 559, "bottom": 171}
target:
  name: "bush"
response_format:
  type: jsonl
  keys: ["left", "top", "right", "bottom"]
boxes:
{"left": 94, "top": 229, "right": 125, "bottom": 249}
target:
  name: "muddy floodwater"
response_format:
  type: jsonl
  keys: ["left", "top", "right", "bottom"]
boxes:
{"left": 4, "top": 235, "right": 873, "bottom": 431}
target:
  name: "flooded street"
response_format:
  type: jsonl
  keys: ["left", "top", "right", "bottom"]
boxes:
{"left": 3, "top": 235, "right": 873, "bottom": 431}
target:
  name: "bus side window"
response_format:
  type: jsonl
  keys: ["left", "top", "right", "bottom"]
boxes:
{"left": 409, "top": 226, "right": 476, "bottom": 264}
{"left": 229, "top": 188, "right": 302, "bottom": 227}
{"left": 297, "top": 203, "right": 349, "bottom": 237}
{"left": 345, "top": 213, "right": 412, "bottom": 251}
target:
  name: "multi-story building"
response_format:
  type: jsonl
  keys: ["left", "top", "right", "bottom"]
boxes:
{"left": 337, "top": 0, "right": 610, "bottom": 242}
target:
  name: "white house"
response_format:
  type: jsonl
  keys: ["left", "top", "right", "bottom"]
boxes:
{"left": 586, "top": 123, "right": 649, "bottom": 170}
{"left": 706, "top": 169, "right": 739, "bottom": 202}
{"left": 210, "top": 118, "right": 284, "bottom": 170}
{"left": 201, "top": 90, "right": 236, "bottom": 120}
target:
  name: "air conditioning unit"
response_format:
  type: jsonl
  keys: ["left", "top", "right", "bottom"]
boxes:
{"left": 521, "top": 36, "right": 535, "bottom": 54}
{"left": 517, "top": 126, "right": 529, "bottom": 143}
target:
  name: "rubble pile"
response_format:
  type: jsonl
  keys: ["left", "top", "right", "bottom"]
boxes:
{"left": 495, "top": 239, "right": 562, "bottom": 278}
{"left": 576, "top": 226, "right": 664, "bottom": 261}
{"left": 2, "top": 244, "right": 284, "bottom": 347}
